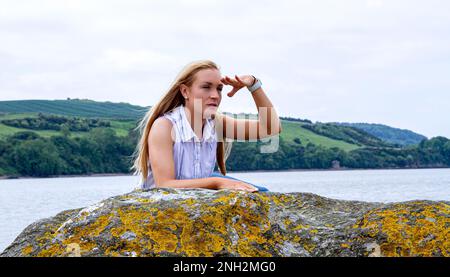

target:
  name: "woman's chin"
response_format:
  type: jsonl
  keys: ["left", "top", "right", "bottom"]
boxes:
{"left": 204, "top": 107, "right": 217, "bottom": 119}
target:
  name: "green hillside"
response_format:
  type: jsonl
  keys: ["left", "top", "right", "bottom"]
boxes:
{"left": 1, "top": 100, "right": 448, "bottom": 178}
{"left": 331, "top": 122, "right": 427, "bottom": 146}
{"left": 0, "top": 112, "right": 360, "bottom": 151}
{"left": 0, "top": 112, "right": 137, "bottom": 139}
{"left": 300, "top": 122, "right": 393, "bottom": 148}
{"left": 0, "top": 99, "right": 147, "bottom": 119}
{"left": 223, "top": 112, "right": 361, "bottom": 151}
{"left": 279, "top": 120, "right": 361, "bottom": 151}
{"left": 1, "top": 99, "right": 423, "bottom": 152}
{"left": 0, "top": 99, "right": 144, "bottom": 139}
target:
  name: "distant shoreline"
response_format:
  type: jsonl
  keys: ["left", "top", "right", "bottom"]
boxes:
{"left": 231, "top": 166, "right": 450, "bottom": 174}
{"left": 1, "top": 166, "right": 449, "bottom": 180}
{"left": 0, "top": 172, "right": 133, "bottom": 180}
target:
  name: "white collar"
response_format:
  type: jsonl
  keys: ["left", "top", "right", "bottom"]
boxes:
{"left": 179, "top": 105, "right": 215, "bottom": 142}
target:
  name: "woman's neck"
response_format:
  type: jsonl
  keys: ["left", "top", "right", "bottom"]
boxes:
{"left": 184, "top": 105, "right": 206, "bottom": 139}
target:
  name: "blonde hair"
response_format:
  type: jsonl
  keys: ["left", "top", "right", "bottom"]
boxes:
{"left": 131, "top": 60, "right": 232, "bottom": 183}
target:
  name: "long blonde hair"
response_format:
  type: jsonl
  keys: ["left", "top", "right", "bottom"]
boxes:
{"left": 131, "top": 60, "right": 232, "bottom": 183}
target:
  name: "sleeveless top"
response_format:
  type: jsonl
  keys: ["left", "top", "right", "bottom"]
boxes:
{"left": 140, "top": 105, "right": 218, "bottom": 189}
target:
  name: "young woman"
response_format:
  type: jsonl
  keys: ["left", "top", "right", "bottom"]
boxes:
{"left": 132, "top": 60, "right": 282, "bottom": 192}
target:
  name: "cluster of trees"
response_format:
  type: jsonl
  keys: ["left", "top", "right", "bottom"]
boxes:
{"left": 279, "top": 116, "right": 312, "bottom": 124}
{"left": 225, "top": 136, "right": 450, "bottom": 171}
{"left": 0, "top": 129, "right": 136, "bottom": 177}
{"left": 1, "top": 113, "right": 110, "bottom": 132}
{"left": 0, "top": 130, "right": 449, "bottom": 178}
{"left": 332, "top": 122, "right": 427, "bottom": 146}
{"left": 301, "top": 123, "right": 395, "bottom": 147}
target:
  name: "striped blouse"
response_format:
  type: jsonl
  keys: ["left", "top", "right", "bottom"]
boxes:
{"left": 140, "top": 105, "right": 217, "bottom": 189}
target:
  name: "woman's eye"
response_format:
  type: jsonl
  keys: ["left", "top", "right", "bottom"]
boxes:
{"left": 202, "top": 86, "right": 222, "bottom": 92}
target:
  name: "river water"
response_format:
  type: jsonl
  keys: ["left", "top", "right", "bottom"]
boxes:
{"left": 1, "top": 168, "right": 449, "bottom": 252}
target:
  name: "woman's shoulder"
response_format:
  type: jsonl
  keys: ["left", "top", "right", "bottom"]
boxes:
{"left": 150, "top": 117, "right": 173, "bottom": 135}
{"left": 153, "top": 116, "right": 173, "bottom": 127}
{"left": 161, "top": 105, "right": 183, "bottom": 123}
{"left": 149, "top": 116, "right": 176, "bottom": 144}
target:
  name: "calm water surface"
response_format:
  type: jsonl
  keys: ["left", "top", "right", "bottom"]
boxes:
{"left": 1, "top": 168, "right": 449, "bottom": 252}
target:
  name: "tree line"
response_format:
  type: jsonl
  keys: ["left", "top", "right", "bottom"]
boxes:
{"left": 1, "top": 113, "right": 110, "bottom": 132}
{"left": 0, "top": 129, "right": 135, "bottom": 177}
{"left": 301, "top": 122, "right": 395, "bottom": 147}
{"left": 225, "top": 136, "right": 450, "bottom": 171}
{"left": 0, "top": 130, "right": 449, "bottom": 177}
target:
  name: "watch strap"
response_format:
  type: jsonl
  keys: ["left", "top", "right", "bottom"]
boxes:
{"left": 247, "top": 76, "right": 262, "bottom": 93}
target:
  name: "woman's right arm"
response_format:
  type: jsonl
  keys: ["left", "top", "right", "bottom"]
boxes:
{"left": 148, "top": 117, "right": 257, "bottom": 192}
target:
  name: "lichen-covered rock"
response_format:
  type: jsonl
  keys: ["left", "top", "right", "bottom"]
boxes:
{"left": 1, "top": 188, "right": 449, "bottom": 257}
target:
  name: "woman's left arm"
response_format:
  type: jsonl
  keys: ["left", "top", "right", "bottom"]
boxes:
{"left": 219, "top": 75, "right": 282, "bottom": 141}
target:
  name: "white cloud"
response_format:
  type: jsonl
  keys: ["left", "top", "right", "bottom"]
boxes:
{"left": 366, "top": 0, "right": 384, "bottom": 8}
{"left": 96, "top": 49, "right": 178, "bottom": 72}
{"left": 0, "top": 0, "right": 449, "bottom": 138}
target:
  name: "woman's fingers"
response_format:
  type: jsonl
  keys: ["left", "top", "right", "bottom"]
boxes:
{"left": 231, "top": 182, "right": 258, "bottom": 192}
{"left": 234, "top": 75, "right": 246, "bottom": 85}
{"left": 248, "top": 185, "right": 258, "bottom": 192}
{"left": 221, "top": 75, "right": 245, "bottom": 97}
{"left": 227, "top": 88, "right": 239, "bottom": 97}
{"left": 222, "top": 75, "right": 246, "bottom": 86}
{"left": 225, "top": 76, "right": 237, "bottom": 85}
{"left": 225, "top": 76, "right": 241, "bottom": 86}
{"left": 241, "top": 182, "right": 258, "bottom": 192}
{"left": 221, "top": 77, "right": 230, "bottom": 85}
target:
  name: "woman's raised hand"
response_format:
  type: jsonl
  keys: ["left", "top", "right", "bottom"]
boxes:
{"left": 220, "top": 75, "right": 255, "bottom": 97}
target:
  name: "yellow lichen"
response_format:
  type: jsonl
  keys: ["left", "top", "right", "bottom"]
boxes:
{"left": 28, "top": 191, "right": 340, "bottom": 257}
{"left": 354, "top": 202, "right": 450, "bottom": 257}
{"left": 292, "top": 224, "right": 310, "bottom": 231}
{"left": 303, "top": 242, "right": 316, "bottom": 253}
{"left": 135, "top": 198, "right": 152, "bottom": 203}
{"left": 36, "top": 212, "right": 114, "bottom": 257}
{"left": 21, "top": 245, "right": 33, "bottom": 256}
{"left": 66, "top": 243, "right": 81, "bottom": 257}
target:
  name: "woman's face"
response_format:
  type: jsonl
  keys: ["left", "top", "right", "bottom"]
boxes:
{"left": 181, "top": 68, "right": 223, "bottom": 119}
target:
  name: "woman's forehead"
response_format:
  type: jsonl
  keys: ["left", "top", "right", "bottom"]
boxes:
{"left": 195, "top": 69, "right": 222, "bottom": 83}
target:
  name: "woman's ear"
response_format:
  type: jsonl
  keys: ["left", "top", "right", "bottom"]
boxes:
{"left": 180, "top": 84, "right": 189, "bottom": 99}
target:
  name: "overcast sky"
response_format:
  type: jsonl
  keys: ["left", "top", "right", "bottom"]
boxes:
{"left": 1, "top": 0, "right": 449, "bottom": 138}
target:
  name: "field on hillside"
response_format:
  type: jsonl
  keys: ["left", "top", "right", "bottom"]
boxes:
{"left": 230, "top": 113, "right": 361, "bottom": 151}
{"left": 2, "top": 99, "right": 428, "bottom": 151}
{"left": 0, "top": 99, "right": 147, "bottom": 119}
{"left": 280, "top": 120, "right": 360, "bottom": 151}
{"left": 0, "top": 112, "right": 361, "bottom": 151}
{"left": 0, "top": 113, "right": 137, "bottom": 139}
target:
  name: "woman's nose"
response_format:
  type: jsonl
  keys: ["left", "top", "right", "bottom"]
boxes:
{"left": 213, "top": 90, "right": 222, "bottom": 98}
{"left": 211, "top": 89, "right": 220, "bottom": 98}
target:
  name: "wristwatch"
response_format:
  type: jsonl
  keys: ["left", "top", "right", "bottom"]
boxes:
{"left": 247, "top": 75, "right": 262, "bottom": 93}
